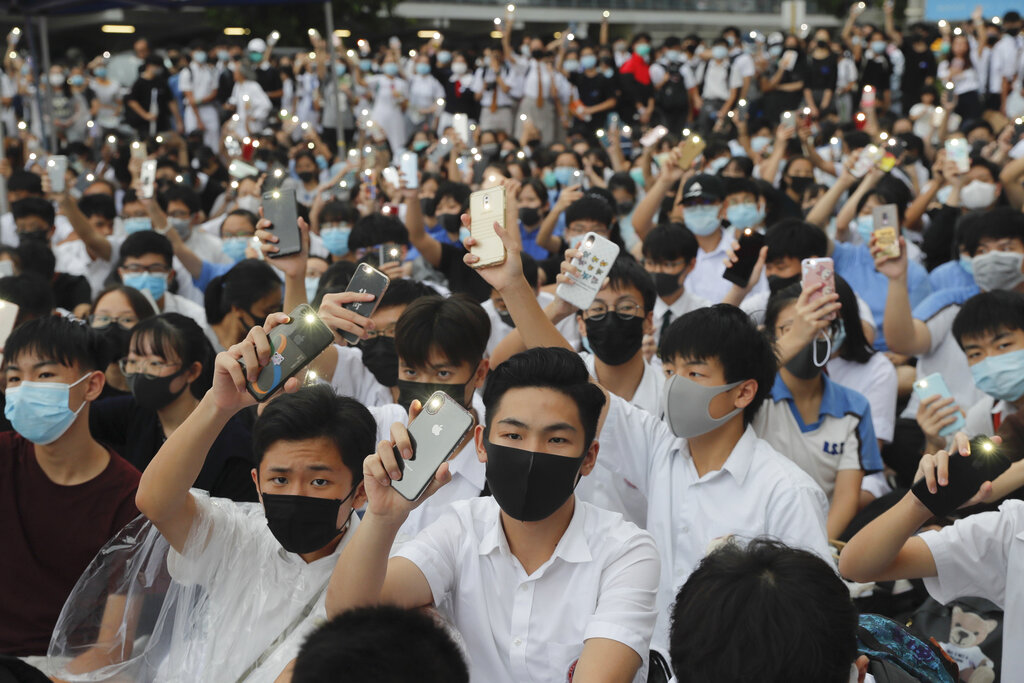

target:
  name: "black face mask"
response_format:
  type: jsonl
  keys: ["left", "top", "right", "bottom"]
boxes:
{"left": 17, "top": 230, "right": 48, "bottom": 244}
{"left": 616, "top": 200, "right": 635, "bottom": 215}
{"left": 95, "top": 323, "right": 132, "bottom": 360}
{"left": 652, "top": 271, "right": 683, "bottom": 298}
{"left": 784, "top": 337, "right": 829, "bottom": 380}
{"left": 519, "top": 206, "right": 542, "bottom": 226}
{"left": 786, "top": 176, "right": 814, "bottom": 195}
{"left": 420, "top": 196, "right": 437, "bottom": 217}
{"left": 437, "top": 212, "right": 462, "bottom": 235}
{"left": 484, "top": 440, "right": 586, "bottom": 522}
{"left": 297, "top": 171, "right": 316, "bottom": 183}
{"left": 126, "top": 368, "right": 188, "bottom": 412}
{"left": 497, "top": 310, "right": 514, "bottom": 328}
{"left": 532, "top": 49, "right": 546, "bottom": 60}
{"left": 1007, "top": 26, "right": 1020, "bottom": 37}
{"left": 584, "top": 314, "right": 644, "bottom": 366}
{"left": 767, "top": 273, "right": 801, "bottom": 293}
{"left": 359, "top": 336, "right": 399, "bottom": 387}
{"left": 262, "top": 485, "right": 357, "bottom": 554}
{"left": 396, "top": 378, "right": 473, "bottom": 412}
{"left": 988, "top": 34, "right": 1000, "bottom": 46}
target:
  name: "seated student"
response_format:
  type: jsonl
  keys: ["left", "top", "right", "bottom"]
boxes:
{"left": 324, "top": 346, "right": 660, "bottom": 683}
{"left": 1, "top": 170, "right": 75, "bottom": 247}
{"left": 134, "top": 340, "right": 377, "bottom": 681}
{"left": 641, "top": 223, "right": 708, "bottom": 352}
{"left": 534, "top": 193, "right": 627, "bottom": 285}
{"left": 90, "top": 313, "right": 255, "bottom": 501}
{"left": 672, "top": 538, "right": 869, "bottom": 683}
{"left": 316, "top": 199, "right": 360, "bottom": 263}
{"left": 0, "top": 316, "right": 141, "bottom": 655}
{"left": 52, "top": 193, "right": 116, "bottom": 291}
{"left": 204, "top": 259, "right": 283, "bottom": 352}
{"left": 515, "top": 177, "right": 553, "bottom": 261}
{"left": 12, "top": 199, "right": 93, "bottom": 318}
{"left": 471, "top": 206, "right": 829, "bottom": 657}
{"left": 290, "top": 605, "right": 469, "bottom": 683}
{"left": 927, "top": 212, "right": 977, "bottom": 294}
{"left": 157, "top": 184, "right": 230, "bottom": 264}
{"left": 89, "top": 284, "right": 158, "bottom": 398}
{"left": 218, "top": 208, "right": 259, "bottom": 264}
{"left": 753, "top": 281, "right": 883, "bottom": 539}
{"left": 838, "top": 438, "right": 1024, "bottom": 680}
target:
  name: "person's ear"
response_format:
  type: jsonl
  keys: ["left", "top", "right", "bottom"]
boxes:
{"left": 351, "top": 481, "right": 367, "bottom": 510}
{"left": 733, "top": 378, "right": 758, "bottom": 410}
{"left": 472, "top": 359, "right": 490, "bottom": 388}
{"left": 251, "top": 467, "right": 262, "bottom": 502}
{"left": 83, "top": 369, "right": 106, "bottom": 401}
{"left": 643, "top": 309, "right": 654, "bottom": 336}
{"left": 856, "top": 655, "right": 869, "bottom": 682}
{"left": 474, "top": 423, "right": 487, "bottom": 463}
{"left": 576, "top": 312, "right": 587, "bottom": 339}
{"left": 185, "top": 360, "right": 202, "bottom": 384}
{"left": 579, "top": 439, "right": 599, "bottom": 476}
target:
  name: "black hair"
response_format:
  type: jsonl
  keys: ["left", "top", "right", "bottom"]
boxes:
{"left": 724, "top": 157, "right": 754, "bottom": 177}
{"left": 953, "top": 290, "right": 1024, "bottom": 349}
{"left": 434, "top": 181, "right": 471, "bottom": 212}
{"left": 0, "top": 273, "right": 55, "bottom": 325}
{"left": 252, "top": 384, "right": 376, "bottom": 478}
{"left": 834, "top": 276, "right": 874, "bottom": 364}
{"left": 520, "top": 252, "right": 540, "bottom": 290}
{"left": 973, "top": 206, "right": 1024, "bottom": 251}
{"left": 7, "top": 170, "right": 42, "bottom": 195}
{"left": 94, "top": 284, "right": 158, "bottom": 320}
{"left": 129, "top": 313, "right": 215, "bottom": 399}
{"left": 204, "top": 260, "right": 281, "bottom": 325}
{"left": 483, "top": 347, "right": 606, "bottom": 448}
{"left": 642, "top": 223, "right": 699, "bottom": 265}
{"left": 347, "top": 214, "right": 409, "bottom": 250}
{"left": 12, "top": 197, "right": 55, "bottom": 227}
{"left": 607, "top": 171, "right": 638, "bottom": 197}
{"left": 660, "top": 305, "right": 776, "bottom": 425}
{"left": 157, "top": 184, "right": 201, "bottom": 214}
{"left": 120, "top": 231, "right": 174, "bottom": 267}
{"left": 969, "top": 156, "right": 1001, "bottom": 184}
{"left": 855, "top": 187, "right": 906, "bottom": 225}
{"left": 394, "top": 294, "right": 489, "bottom": 371}
{"left": 4, "top": 314, "right": 110, "bottom": 373}
{"left": 956, "top": 209, "right": 990, "bottom": 255}
{"left": 223, "top": 208, "right": 258, "bottom": 230}
{"left": 318, "top": 199, "right": 359, "bottom": 225}
{"left": 669, "top": 538, "right": 857, "bottom": 683}
{"left": 565, "top": 196, "right": 614, "bottom": 230}
{"left": 291, "top": 605, "right": 469, "bottom": 683}
{"left": 723, "top": 177, "right": 762, "bottom": 200}
{"left": 602, "top": 256, "right": 657, "bottom": 313}
{"left": 764, "top": 219, "right": 828, "bottom": 263}
{"left": 311, "top": 261, "right": 359, "bottom": 310}
{"left": 16, "top": 240, "right": 56, "bottom": 280}
{"left": 78, "top": 194, "right": 116, "bottom": 222}
{"left": 377, "top": 277, "right": 435, "bottom": 311}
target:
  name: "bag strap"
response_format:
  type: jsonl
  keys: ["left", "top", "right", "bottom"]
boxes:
{"left": 234, "top": 577, "right": 330, "bottom": 683}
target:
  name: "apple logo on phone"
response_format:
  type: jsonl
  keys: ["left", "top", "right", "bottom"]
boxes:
{"left": 431, "top": 424, "right": 443, "bottom": 436}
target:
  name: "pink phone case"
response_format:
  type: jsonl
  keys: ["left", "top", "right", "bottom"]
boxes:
{"left": 801, "top": 258, "right": 838, "bottom": 321}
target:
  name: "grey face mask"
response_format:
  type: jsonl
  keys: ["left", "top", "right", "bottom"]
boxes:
{"left": 662, "top": 374, "right": 742, "bottom": 438}
{"left": 973, "top": 251, "right": 1024, "bottom": 292}
{"left": 168, "top": 217, "right": 192, "bottom": 240}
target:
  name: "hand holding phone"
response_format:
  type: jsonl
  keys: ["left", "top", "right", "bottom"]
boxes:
{"left": 140, "top": 159, "right": 157, "bottom": 200}
{"left": 46, "top": 155, "right": 67, "bottom": 194}
{"left": 262, "top": 189, "right": 302, "bottom": 258}
{"left": 469, "top": 186, "right": 507, "bottom": 268}
{"left": 241, "top": 304, "right": 335, "bottom": 402}
{"left": 872, "top": 204, "right": 900, "bottom": 259}
{"left": 390, "top": 391, "right": 475, "bottom": 501}
{"left": 334, "top": 263, "right": 390, "bottom": 345}
{"left": 723, "top": 228, "right": 766, "bottom": 287}
{"left": 801, "top": 257, "right": 837, "bottom": 321}
{"left": 913, "top": 373, "right": 966, "bottom": 438}
{"left": 911, "top": 437, "right": 1009, "bottom": 517}
{"left": 555, "top": 232, "right": 621, "bottom": 310}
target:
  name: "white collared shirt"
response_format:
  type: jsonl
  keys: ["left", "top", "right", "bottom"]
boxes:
{"left": 395, "top": 496, "right": 660, "bottom": 683}
{"left": 684, "top": 227, "right": 767, "bottom": 304}
{"left": 651, "top": 289, "right": 710, "bottom": 342}
{"left": 482, "top": 292, "right": 581, "bottom": 359}
{"left": 598, "top": 393, "right": 830, "bottom": 653}
{"left": 920, "top": 499, "right": 1024, "bottom": 680}
{"left": 327, "top": 344, "right": 393, "bottom": 408}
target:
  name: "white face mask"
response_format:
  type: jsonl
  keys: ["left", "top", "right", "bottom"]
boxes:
{"left": 451, "top": 62, "right": 467, "bottom": 76}
{"left": 960, "top": 179, "right": 998, "bottom": 210}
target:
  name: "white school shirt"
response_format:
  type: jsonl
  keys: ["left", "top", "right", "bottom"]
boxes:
{"left": 700, "top": 58, "right": 732, "bottom": 101}
{"left": 394, "top": 496, "right": 660, "bottom": 683}
{"left": 327, "top": 344, "right": 393, "bottom": 407}
{"left": 651, "top": 288, "right": 710, "bottom": 342}
{"left": 828, "top": 353, "right": 898, "bottom": 444}
{"left": 481, "top": 292, "right": 581, "bottom": 359}
{"left": 186, "top": 227, "right": 231, "bottom": 264}
{"left": 920, "top": 499, "right": 1024, "bottom": 681}
{"left": 598, "top": 394, "right": 830, "bottom": 653}
{"left": 161, "top": 292, "right": 219, "bottom": 349}
{"left": 966, "top": 395, "right": 1018, "bottom": 436}
{"left": 178, "top": 63, "right": 218, "bottom": 104}
{"left": 902, "top": 304, "right": 986, "bottom": 419}
{"left": 684, "top": 227, "right": 767, "bottom": 304}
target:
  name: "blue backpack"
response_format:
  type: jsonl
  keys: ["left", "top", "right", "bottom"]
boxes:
{"left": 858, "top": 613, "right": 960, "bottom": 683}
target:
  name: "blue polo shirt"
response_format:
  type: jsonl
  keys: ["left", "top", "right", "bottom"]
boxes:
{"left": 928, "top": 259, "right": 975, "bottom": 294}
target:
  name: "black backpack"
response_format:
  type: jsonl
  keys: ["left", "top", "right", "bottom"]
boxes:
{"left": 655, "top": 65, "right": 689, "bottom": 112}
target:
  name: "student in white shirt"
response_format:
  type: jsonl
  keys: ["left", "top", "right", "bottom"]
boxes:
{"left": 642, "top": 223, "right": 709, "bottom": 353}
{"left": 158, "top": 185, "right": 231, "bottom": 265}
{"left": 179, "top": 45, "right": 221, "bottom": 151}
{"left": 324, "top": 346, "right": 660, "bottom": 683}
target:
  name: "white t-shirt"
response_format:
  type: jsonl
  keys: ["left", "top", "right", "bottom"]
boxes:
{"left": 902, "top": 304, "right": 986, "bottom": 419}
{"left": 828, "top": 353, "right": 898, "bottom": 443}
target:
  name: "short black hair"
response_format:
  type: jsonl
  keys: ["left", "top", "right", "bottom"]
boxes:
{"left": 16, "top": 241, "right": 56, "bottom": 280}
{"left": 8, "top": 170, "right": 42, "bottom": 195}
{"left": 0, "top": 273, "right": 55, "bottom": 324}
{"left": 973, "top": 206, "right": 1024, "bottom": 251}
{"left": 660, "top": 304, "right": 776, "bottom": 425}
{"left": 642, "top": 223, "right": 698, "bottom": 265}
{"left": 764, "top": 219, "right": 828, "bottom": 263}
{"left": 394, "top": 294, "right": 489, "bottom": 371}
{"left": 12, "top": 197, "right": 55, "bottom": 227}
{"left": 204, "top": 260, "right": 281, "bottom": 324}
{"left": 78, "top": 194, "right": 116, "bottom": 221}
{"left": 378, "top": 277, "right": 435, "bottom": 310}
{"left": 120, "top": 231, "right": 174, "bottom": 267}
{"left": 252, "top": 384, "right": 376, "bottom": 477}
{"left": 483, "top": 347, "right": 606, "bottom": 448}
{"left": 130, "top": 313, "right": 215, "bottom": 399}
{"left": 723, "top": 177, "right": 762, "bottom": 200}
{"left": 565, "top": 196, "right": 613, "bottom": 230}
{"left": 291, "top": 605, "right": 468, "bottom": 683}
{"left": 348, "top": 214, "right": 409, "bottom": 250}
{"left": 606, "top": 257, "right": 657, "bottom": 313}
{"left": 318, "top": 199, "right": 359, "bottom": 225}
{"left": 157, "top": 184, "right": 201, "bottom": 214}
{"left": 953, "top": 290, "right": 1024, "bottom": 349}
{"left": 4, "top": 314, "right": 110, "bottom": 373}
{"left": 607, "top": 171, "right": 638, "bottom": 197}
{"left": 434, "top": 181, "right": 471, "bottom": 212}
{"left": 670, "top": 538, "right": 857, "bottom": 683}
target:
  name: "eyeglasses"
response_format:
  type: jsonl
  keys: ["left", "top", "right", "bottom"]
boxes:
{"left": 583, "top": 301, "right": 642, "bottom": 321}
{"left": 91, "top": 315, "right": 138, "bottom": 329}
{"left": 119, "top": 357, "right": 180, "bottom": 378}
{"left": 364, "top": 323, "right": 398, "bottom": 339}
{"left": 122, "top": 263, "right": 170, "bottom": 275}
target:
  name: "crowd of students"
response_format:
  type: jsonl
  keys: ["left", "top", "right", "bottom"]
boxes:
{"left": 3, "top": 5, "right": 1024, "bottom": 682}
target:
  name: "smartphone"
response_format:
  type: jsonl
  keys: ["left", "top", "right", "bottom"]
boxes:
{"left": 861, "top": 85, "right": 876, "bottom": 109}
{"left": 640, "top": 125, "right": 669, "bottom": 148}
{"left": 262, "top": 188, "right": 301, "bottom": 258}
{"left": 945, "top": 138, "right": 970, "bottom": 174}
{"left": 723, "top": 228, "right": 766, "bottom": 287}
{"left": 872, "top": 204, "right": 900, "bottom": 258}
{"left": 130, "top": 140, "right": 147, "bottom": 161}
{"left": 877, "top": 150, "right": 897, "bottom": 172}
{"left": 337, "top": 263, "right": 390, "bottom": 345}
{"left": 801, "top": 257, "right": 837, "bottom": 321}
{"left": 262, "top": 166, "right": 288, "bottom": 193}
{"left": 46, "top": 155, "right": 67, "bottom": 193}
{"left": 912, "top": 373, "right": 966, "bottom": 438}
{"left": 677, "top": 135, "right": 706, "bottom": 169}
{"left": 378, "top": 242, "right": 402, "bottom": 267}
{"left": 452, "top": 113, "right": 470, "bottom": 144}
{"left": 0, "top": 298, "right": 19, "bottom": 360}
{"left": 781, "top": 111, "right": 796, "bottom": 131}
{"left": 468, "top": 185, "right": 507, "bottom": 268}
{"left": 140, "top": 159, "right": 157, "bottom": 200}
{"left": 381, "top": 166, "right": 400, "bottom": 187}
{"left": 228, "top": 159, "right": 259, "bottom": 179}
{"left": 392, "top": 391, "right": 475, "bottom": 501}
{"left": 400, "top": 151, "right": 419, "bottom": 189}
{"left": 428, "top": 138, "right": 453, "bottom": 164}
{"left": 851, "top": 145, "right": 879, "bottom": 178}
{"left": 911, "top": 436, "right": 1010, "bottom": 517}
{"left": 243, "top": 304, "right": 335, "bottom": 402}
{"left": 555, "top": 232, "right": 621, "bottom": 310}
{"left": 781, "top": 50, "right": 797, "bottom": 71}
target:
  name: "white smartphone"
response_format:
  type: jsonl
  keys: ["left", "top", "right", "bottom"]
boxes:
{"left": 469, "top": 185, "right": 507, "bottom": 267}
{"left": 228, "top": 159, "right": 259, "bottom": 179}
{"left": 640, "top": 125, "right": 668, "bottom": 148}
{"left": 392, "top": 391, "right": 475, "bottom": 501}
{"left": 945, "top": 138, "right": 970, "bottom": 174}
{"left": 381, "top": 166, "right": 400, "bottom": 187}
{"left": 140, "top": 159, "right": 157, "bottom": 200}
{"left": 400, "top": 151, "right": 419, "bottom": 189}
{"left": 0, "top": 298, "right": 18, "bottom": 350}
{"left": 555, "top": 232, "right": 621, "bottom": 310}
{"left": 452, "top": 113, "right": 470, "bottom": 144}
{"left": 46, "top": 155, "right": 67, "bottom": 193}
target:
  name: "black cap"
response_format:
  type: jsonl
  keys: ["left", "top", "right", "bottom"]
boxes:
{"left": 682, "top": 174, "right": 725, "bottom": 202}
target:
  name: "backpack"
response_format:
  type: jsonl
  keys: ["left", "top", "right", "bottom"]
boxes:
{"left": 655, "top": 65, "right": 689, "bottom": 112}
{"left": 906, "top": 597, "right": 1003, "bottom": 683}
{"left": 858, "top": 613, "right": 960, "bottom": 683}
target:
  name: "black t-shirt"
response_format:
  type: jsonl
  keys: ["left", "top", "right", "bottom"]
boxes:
{"left": 805, "top": 54, "right": 838, "bottom": 91}
{"left": 571, "top": 72, "right": 616, "bottom": 107}
{"left": 437, "top": 242, "right": 493, "bottom": 303}
{"left": 859, "top": 54, "right": 893, "bottom": 92}
{"left": 901, "top": 45, "right": 937, "bottom": 96}
{"left": 255, "top": 66, "right": 283, "bottom": 107}
{"left": 126, "top": 76, "right": 175, "bottom": 131}
{"left": 90, "top": 395, "right": 257, "bottom": 503}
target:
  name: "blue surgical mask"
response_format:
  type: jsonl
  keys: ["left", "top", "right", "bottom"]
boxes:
{"left": 123, "top": 272, "right": 168, "bottom": 302}
{"left": 683, "top": 205, "right": 721, "bottom": 236}
{"left": 69, "top": 74, "right": 85, "bottom": 87}
{"left": 222, "top": 236, "right": 249, "bottom": 262}
{"left": 871, "top": 40, "right": 888, "bottom": 54}
{"left": 412, "top": 139, "right": 429, "bottom": 152}
{"left": 383, "top": 62, "right": 400, "bottom": 77}
{"left": 458, "top": 227, "right": 472, "bottom": 244}
{"left": 94, "top": 67, "right": 107, "bottom": 78}
{"left": 707, "top": 156, "right": 730, "bottom": 174}
{"left": 416, "top": 62, "right": 431, "bottom": 75}
{"left": 124, "top": 216, "right": 152, "bottom": 234}
{"left": 853, "top": 214, "right": 874, "bottom": 243}
{"left": 936, "top": 185, "right": 953, "bottom": 205}
{"left": 305, "top": 276, "right": 321, "bottom": 303}
{"left": 665, "top": 50, "right": 681, "bottom": 62}
{"left": 971, "top": 348, "right": 1024, "bottom": 402}
{"left": 563, "top": 59, "right": 580, "bottom": 72}
{"left": 629, "top": 167, "right": 646, "bottom": 188}
{"left": 567, "top": 233, "right": 586, "bottom": 250}
{"left": 752, "top": 136, "right": 773, "bottom": 153}
{"left": 335, "top": 63, "right": 347, "bottom": 77}
{"left": 437, "top": 51, "right": 452, "bottom": 65}
{"left": 602, "top": 68, "right": 615, "bottom": 78}
{"left": 960, "top": 254, "right": 974, "bottom": 275}
{"left": 553, "top": 166, "right": 577, "bottom": 186}
{"left": 360, "top": 59, "right": 373, "bottom": 72}
{"left": 194, "top": 51, "right": 208, "bottom": 64}
{"left": 712, "top": 45, "right": 729, "bottom": 60}
{"left": 769, "top": 45, "right": 783, "bottom": 57}
{"left": 831, "top": 320, "right": 847, "bottom": 353}
{"left": 217, "top": 50, "right": 230, "bottom": 62}
{"left": 4, "top": 374, "right": 92, "bottom": 445}
{"left": 726, "top": 202, "right": 763, "bottom": 230}
{"left": 543, "top": 169, "right": 558, "bottom": 188}
{"left": 321, "top": 225, "right": 352, "bottom": 256}
{"left": 581, "top": 55, "right": 598, "bottom": 70}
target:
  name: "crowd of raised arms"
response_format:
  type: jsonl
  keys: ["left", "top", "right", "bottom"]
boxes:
{"left": 6, "top": 4, "right": 1024, "bottom": 682}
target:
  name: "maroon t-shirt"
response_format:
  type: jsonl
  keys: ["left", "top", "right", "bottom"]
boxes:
{"left": 0, "top": 431, "right": 141, "bottom": 655}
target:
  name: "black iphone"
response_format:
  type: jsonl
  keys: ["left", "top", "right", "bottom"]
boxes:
{"left": 723, "top": 228, "right": 766, "bottom": 287}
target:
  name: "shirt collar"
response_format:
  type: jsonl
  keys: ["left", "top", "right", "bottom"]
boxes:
{"left": 717, "top": 425, "right": 758, "bottom": 485}
{"left": 478, "top": 497, "right": 593, "bottom": 565}
{"left": 772, "top": 372, "right": 849, "bottom": 421}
